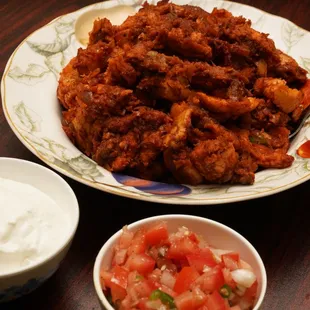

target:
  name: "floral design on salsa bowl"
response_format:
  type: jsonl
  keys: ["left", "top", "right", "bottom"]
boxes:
{"left": 93, "top": 215, "right": 267, "bottom": 310}
{"left": 2, "top": 0, "right": 310, "bottom": 204}
{"left": 0, "top": 158, "right": 79, "bottom": 302}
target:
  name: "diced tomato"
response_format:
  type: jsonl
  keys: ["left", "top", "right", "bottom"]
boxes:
{"left": 195, "top": 266, "right": 225, "bottom": 293}
{"left": 145, "top": 222, "right": 169, "bottom": 246}
{"left": 110, "top": 283, "right": 127, "bottom": 302}
{"left": 126, "top": 253, "right": 156, "bottom": 275}
{"left": 159, "top": 284, "right": 178, "bottom": 298}
{"left": 222, "top": 253, "right": 240, "bottom": 271}
{"left": 234, "top": 281, "right": 258, "bottom": 310}
{"left": 119, "top": 226, "right": 134, "bottom": 249}
{"left": 167, "top": 237, "right": 199, "bottom": 260}
{"left": 175, "top": 288, "right": 207, "bottom": 310}
{"left": 127, "top": 279, "right": 155, "bottom": 300}
{"left": 174, "top": 266, "right": 200, "bottom": 294}
{"left": 187, "top": 248, "right": 217, "bottom": 272}
{"left": 188, "top": 232, "right": 199, "bottom": 243}
{"left": 204, "top": 290, "right": 230, "bottom": 310}
{"left": 243, "top": 280, "right": 258, "bottom": 302}
{"left": 230, "top": 306, "right": 241, "bottom": 310}
{"left": 127, "top": 271, "right": 141, "bottom": 286}
{"left": 148, "top": 268, "right": 162, "bottom": 283}
{"left": 111, "top": 265, "right": 129, "bottom": 289}
{"left": 222, "top": 268, "right": 237, "bottom": 289}
{"left": 138, "top": 297, "right": 149, "bottom": 310}
{"left": 127, "top": 228, "right": 147, "bottom": 255}
{"left": 100, "top": 270, "right": 113, "bottom": 288}
{"left": 113, "top": 248, "right": 127, "bottom": 266}
{"left": 175, "top": 287, "right": 207, "bottom": 310}
{"left": 120, "top": 294, "right": 131, "bottom": 309}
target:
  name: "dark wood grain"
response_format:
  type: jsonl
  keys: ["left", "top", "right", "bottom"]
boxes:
{"left": 1, "top": 0, "right": 310, "bottom": 309}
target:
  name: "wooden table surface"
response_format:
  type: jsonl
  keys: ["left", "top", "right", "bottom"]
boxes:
{"left": 1, "top": 0, "right": 310, "bottom": 309}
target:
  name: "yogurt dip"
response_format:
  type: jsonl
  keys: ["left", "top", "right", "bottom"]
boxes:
{"left": 0, "top": 177, "right": 71, "bottom": 274}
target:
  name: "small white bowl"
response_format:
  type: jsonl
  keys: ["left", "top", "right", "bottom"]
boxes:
{"left": 94, "top": 214, "right": 267, "bottom": 310}
{"left": 0, "top": 158, "right": 79, "bottom": 302}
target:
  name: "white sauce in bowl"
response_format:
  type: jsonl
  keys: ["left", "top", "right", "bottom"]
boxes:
{"left": 0, "top": 177, "right": 70, "bottom": 274}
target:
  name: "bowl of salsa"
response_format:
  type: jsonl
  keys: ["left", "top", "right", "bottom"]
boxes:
{"left": 93, "top": 215, "right": 266, "bottom": 310}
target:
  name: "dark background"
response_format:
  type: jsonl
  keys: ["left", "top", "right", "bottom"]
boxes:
{"left": 1, "top": 0, "right": 310, "bottom": 309}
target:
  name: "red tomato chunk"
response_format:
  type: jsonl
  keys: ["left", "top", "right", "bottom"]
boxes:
{"left": 100, "top": 222, "right": 258, "bottom": 310}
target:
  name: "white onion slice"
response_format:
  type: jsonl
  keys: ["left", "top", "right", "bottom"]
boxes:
{"left": 231, "top": 269, "right": 256, "bottom": 288}
{"left": 114, "top": 249, "right": 127, "bottom": 265}
{"left": 160, "top": 270, "right": 176, "bottom": 289}
{"left": 145, "top": 300, "right": 163, "bottom": 310}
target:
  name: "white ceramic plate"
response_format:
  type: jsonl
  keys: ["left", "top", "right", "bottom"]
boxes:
{"left": 2, "top": 0, "right": 310, "bottom": 205}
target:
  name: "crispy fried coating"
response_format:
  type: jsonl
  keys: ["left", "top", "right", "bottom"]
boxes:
{"left": 57, "top": 0, "right": 309, "bottom": 185}
{"left": 254, "top": 77, "right": 302, "bottom": 113}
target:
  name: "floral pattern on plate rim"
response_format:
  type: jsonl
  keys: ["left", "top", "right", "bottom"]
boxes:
{"left": 1, "top": 0, "right": 310, "bottom": 204}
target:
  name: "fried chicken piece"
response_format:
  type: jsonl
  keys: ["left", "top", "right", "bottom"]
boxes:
{"left": 164, "top": 26, "right": 212, "bottom": 60}
{"left": 212, "top": 8, "right": 276, "bottom": 56}
{"left": 254, "top": 77, "right": 302, "bottom": 113}
{"left": 62, "top": 103, "right": 106, "bottom": 156}
{"left": 75, "top": 83, "right": 142, "bottom": 115}
{"left": 110, "top": 47, "right": 249, "bottom": 90}
{"left": 58, "top": 1, "right": 304, "bottom": 186}
{"left": 165, "top": 102, "right": 235, "bottom": 149}
{"left": 230, "top": 152, "right": 257, "bottom": 185}
{"left": 74, "top": 41, "right": 114, "bottom": 76}
{"left": 212, "top": 9, "right": 307, "bottom": 84}
{"left": 103, "top": 49, "right": 139, "bottom": 88}
{"left": 240, "top": 99, "right": 290, "bottom": 130}
{"left": 88, "top": 18, "right": 115, "bottom": 45}
{"left": 190, "top": 138, "right": 238, "bottom": 183}
{"left": 93, "top": 107, "right": 172, "bottom": 172}
{"left": 164, "top": 102, "right": 240, "bottom": 184}
{"left": 193, "top": 92, "right": 261, "bottom": 117}
{"left": 270, "top": 50, "right": 308, "bottom": 85}
{"left": 233, "top": 127, "right": 293, "bottom": 169}
{"left": 57, "top": 58, "right": 80, "bottom": 109}
{"left": 137, "top": 76, "right": 191, "bottom": 103}
{"left": 164, "top": 104, "right": 192, "bottom": 149}
{"left": 164, "top": 148, "right": 204, "bottom": 185}
{"left": 62, "top": 85, "right": 144, "bottom": 156}
{"left": 57, "top": 41, "right": 114, "bottom": 109}
{"left": 251, "top": 145, "right": 293, "bottom": 168}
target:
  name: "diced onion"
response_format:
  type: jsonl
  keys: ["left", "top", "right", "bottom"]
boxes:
{"left": 158, "top": 246, "right": 167, "bottom": 257}
{"left": 209, "top": 248, "right": 233, "bottom": 263}
{"left": 235, "top": 284, "right": 247, "bottom": 296}
{"left": 160, "top": 270, "right": 176, "bottom": 289}
{"left": 192, "top": 287, "right": 206, "bottom": 302}
{"left": 203, "top": 265, "right": 212, "bottom": 273}
{"left": 239, "top": 298, "right": 254, "bottom": 310}
{"left": 145, "top": 300, "right": 163, "bottom": 310}
{"left": 231, "top": 269, "right": 256, "bottom": 288}
{"left": 114, "top": 249, "right": 127, "bottom": 265}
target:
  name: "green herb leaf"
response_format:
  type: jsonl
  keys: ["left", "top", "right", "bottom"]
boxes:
{"left": 220, "top": 284, "right": 232, "bottom": 298}
{"left": 249, "top": 135, "right": 268, "bottom": 146}
{"left": 150, "top": 289, "right": 175, "bottom": 309}
{"left": 135, "top": 275, "right": 144, "bottom": 281}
